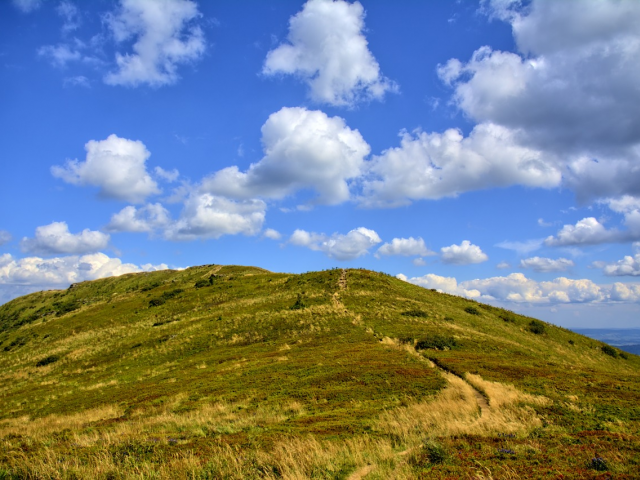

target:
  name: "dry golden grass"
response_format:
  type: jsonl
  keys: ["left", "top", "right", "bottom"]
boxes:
{"left": 464, "top": 373, "right": 550, "bottom": 409}
{"left": 379, "top": 372, "right": 549, "bottom": 443}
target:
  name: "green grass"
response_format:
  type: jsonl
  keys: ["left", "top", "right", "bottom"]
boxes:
{"left": 0, "top": 265, "right": 638, "bottom": 478}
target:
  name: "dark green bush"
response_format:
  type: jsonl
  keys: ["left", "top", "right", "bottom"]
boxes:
{"left": 161, "top": 289, "right": 183, "bottom": 301}
{"left": 444, "top": 316, "right": 454, "bottom": 322}
{"left": 140, "top": 282, "right": 160, "bottom": 292}
{"left": 409, "top": 441, "right": 448, "bottom": 466}
{"left": 601, "top": 345, "right": 618, "bottom": 358}
{"left": 465, "top": 306, "right": 480, "bottom": 316}
{"left": 36, "top": 355, "right": 59, "bottom": 367}
{"left": 528, "top": 320, "right": 546, "bottom": 334}
{"left": 194, "top": 279, "right": 209, "bottom": 289}
{"left": 148, "top": 298, "right": 165, "bottom": 308}
{"left": 588, "top": 457, "right": 608, "bottom": 471}
{"left": 415, "top": 335, "right": 457, "bottom": 351}
{"left": 52, "top": 300, "right": 79, "bottom": 316}
{"left": 500, "top": 314, "right": 515, "bottom": 323}
{"left": 290, "top": 294, "right": 307, "bottom": 310}
{"left": 401, "top": 309, "right": 428, "bottom": 318}
{"left": 568, "top": 339, "right": 575, "bottom": 345}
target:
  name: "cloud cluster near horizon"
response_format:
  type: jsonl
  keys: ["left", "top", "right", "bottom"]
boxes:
{"left": 0, "top": 252, "right": 169, "bottom": 305}
{"left": 397, "top": 272, "right": 640, "bottom": 306}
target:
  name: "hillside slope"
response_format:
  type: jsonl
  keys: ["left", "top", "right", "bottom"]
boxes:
{"left": 0, "top": 265, "right": 638, "bottom": 478}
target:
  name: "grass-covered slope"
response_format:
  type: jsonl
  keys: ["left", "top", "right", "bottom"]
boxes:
{"left": 0, "top": 265, "right": 638, "bottom": 479}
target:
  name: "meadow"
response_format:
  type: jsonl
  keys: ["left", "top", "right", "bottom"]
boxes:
{"left": 0, "top": 265, "right": 638, "bottom": 478}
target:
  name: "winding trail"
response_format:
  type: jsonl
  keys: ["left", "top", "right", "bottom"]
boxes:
{"left": 337, "top": 269, "right": 491, "bottom": 479}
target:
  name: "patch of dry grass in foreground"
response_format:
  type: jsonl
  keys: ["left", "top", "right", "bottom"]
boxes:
{"left": 379, "top": 372, "right": 550, "bottom": 444}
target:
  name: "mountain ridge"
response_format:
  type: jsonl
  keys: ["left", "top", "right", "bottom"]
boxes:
{"left": 1, "top": 264, "right": 638, "bottom": 478}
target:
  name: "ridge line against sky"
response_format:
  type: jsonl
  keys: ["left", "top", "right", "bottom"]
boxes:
{"left": 1, "top": 0, "right": 640, "bottom": 328}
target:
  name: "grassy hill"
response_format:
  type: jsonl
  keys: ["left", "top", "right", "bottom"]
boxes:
{"left": 0, "top": 265, "right": 638, "bottom": 479}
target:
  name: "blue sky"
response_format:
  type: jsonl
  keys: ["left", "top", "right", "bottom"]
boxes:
{"left": 2, "top": 0, "right": 640, "bottom": 328}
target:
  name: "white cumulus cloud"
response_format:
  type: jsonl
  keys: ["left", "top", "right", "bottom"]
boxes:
{"left": 263, "top": 0, "right": 396, "bottom": 107}
{"left": 20, "top": 222, "right": 109, "bottom": 256}
{"left": 165, "top": 193, "right": 266, "bottom": 241}
{"left": 155, "top": 166, "right": 180, "bottom": 182}
{"left": 289, "top": 227, "right": 381, "bottom": 260}
{"left": 362, "top": 123, "right": 560, "bottom": 207}
{"left": 519, "top": 256, "right": 574, "bottom": 273}
{"left": 51, "top": 134, "right": 160, "bottom": 203}
{"left": 441, "top": 240, "right": 488, "bottom": 265}
{"left": 202, "top": 107, "right": 370, "bottom": 205}
{"left": 544, "top": 217, "right": 620, "bottom": 247}
{"left": 106, "top": 203, "right": 171, "bottom": 233}
{"left": 104, "top": 0, "right": 206, "bottom": 87}
{"left": 398, "top": 271, "right": 639, "bottom": 305}
{"left": 597, "top": 251, "right": 640, "bottom": 277}
{"left": 440, "top": 0, "right": 640, "bottom": 202}
{"left": 263, "top": 228, "right": 282, "bottom": 240}
{"left": 376, "top": 237, "right": 434, "bottom": 258}
{"left": 0, "top": 252, "right": 168, "bottom": 305}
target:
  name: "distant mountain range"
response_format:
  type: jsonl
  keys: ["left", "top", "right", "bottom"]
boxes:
{"left": 573, "top": 328, "right": 640, "bottom": 355}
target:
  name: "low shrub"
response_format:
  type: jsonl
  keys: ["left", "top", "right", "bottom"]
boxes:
{"left": 148, "top": 298, "right": 165, "bottom": 308}
{"left": 424, "top": 442, "right": 448, "bottom": 464}
{"left": 415, "top": 335, "right": 457, "bottom": 351}
{"left": 194, "top": 279, "right": 209, "bottom": 289}
{"left": 149, "top": 289, "right": 184, "bottom": 308}
{"left": 528, "top": 320, "right": 546, "bottom": 334}
{"left": 601, "top": 345, "right": 618, "bottom": 358}
{"left": 588, "top": 457, "right": 608, "bottom": 471}
{"left": 52, "top": 300, "right": 80, "bottom": 316}
{"left": 290, "top": 294, "right": 307, "bottom": 310}
{"left": 401, "top": 309, "right": 428, "bottom": 318}
{"left": 141, "top": 282, "right": 160, "bottom": 292}
{"left": 465, "top": 306, "right": 480, "bottom": 316}
{"left": 36, "top": 355, "right": 59, "bottom": 367}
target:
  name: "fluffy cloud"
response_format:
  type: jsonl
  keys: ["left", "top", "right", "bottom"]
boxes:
{"left": 165, "top": 193, "right": 266, "bottom": 241}
{"left": 362, "top": 123, "right": 560, "bottom": 207}
{"left": 11, "top": 0, "right": 42, "bottom": 13}
{"left": 441, "top": 240, "right": 488, "bottom": 265}
{"left": 154, "top": 166, "right": 180, "bottom": 182}
{"left": 596, "top": 244, "right": 640, "bottom": 276}
{"left": 0, "top": 231, "right": 12, "bottom": 246}
{"left": 375, "top": 237, "right": 434, "bottom": 258}
{"left": 289, "top": 227, "right": 381, "bottom": 260}
{"left": 51, "top": 134, "right": 160, "bottom": 203}
{"left": 440, "top": 0, "right": 640, "bottom": 202}
{"left": 398, "top": 271, "right": 640, "bottom": 304}
{"left": 263, "top": 0, "right": 395, "bottom": 106}
{"left": 519, "top": 256, "right": 574, "bottom": 273}
{"left": 20, "top": 222, "right": 109, "bottom": 255}
{"left": 203, "top": 107, "right": 369, "bottom": 205}
{"left": 397, "top": 272, "right": 470, "bottom": 297}
{"left": 544, "top": 217, "right": 620, "bottom": 246}
{"left": 104, "top": 0, "right": 205, "bottom": 87}
{"left": 263, "top": 228, "right": 282, "bottom": 240}
{"left": 0, "top": 252, "right": 168, "bottom": 305}
{"left": 106, "top": 203, "right": 171, "bottom": 233}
